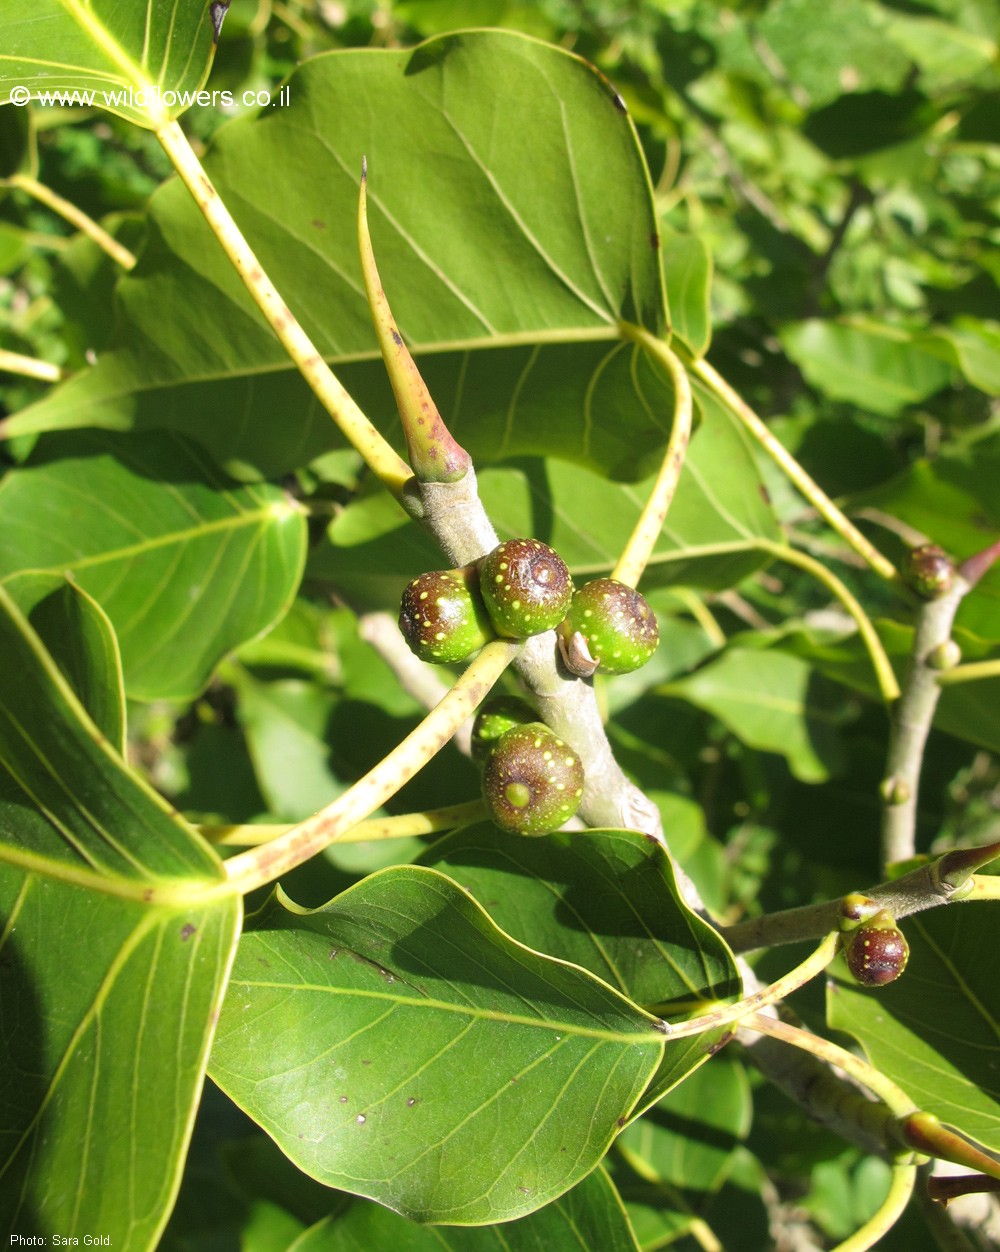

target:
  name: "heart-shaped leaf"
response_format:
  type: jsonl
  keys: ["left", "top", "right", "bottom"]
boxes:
{"left": 209, "top": 865, "right": 665, "bottom": 1224}
{"left": 419, "top": 824, "right": 742, "bottom": 1111}
{"left": 418, "top": 825, "right": 740, "bottom": 1014}
{"left": 5, "top": 31, "right": 671, "bottom": 480}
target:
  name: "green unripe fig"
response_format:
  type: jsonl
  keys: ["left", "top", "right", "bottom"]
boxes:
{"left": 398, "top": 567, "right": 495, "bottom": 663}
{"left": 478, "top": 539, "right": 573, "bottom": 638}
{"left": 843, "top": 910, "right": 909, "bottom": 986}
{"left": 481, "top": 723, "right": 585, "bottom": 836}
{"left": 904, "top": 544, "right": 955, "bottom": 599}
{"left": 559, "top": 578, "right": 659, "bottom": 675}
{"left": 470, "top": 696, "right": 538, "bottom": 763}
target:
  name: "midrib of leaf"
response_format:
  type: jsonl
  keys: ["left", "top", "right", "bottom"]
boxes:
{"left": 229, "top": 976, "right": 665, "bottom": 1043}
{"left": 57, "top": 0, "right": 159, "bottom": 95}
{"left": 9, "top": 503, "right": 293, "bottom": 578}
{"left": 626, "top": 540, "right": 765, "bottom": 574}
{"left": 0, "top": 843, "right": 233, "bottom": 904}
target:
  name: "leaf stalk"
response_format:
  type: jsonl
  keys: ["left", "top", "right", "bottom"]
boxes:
{"left": 614, "top": 325, "right": 693, "bottom": 588}
{"left": 4, "top": 172, "right": 137, "bottom": 270}
{"left": 222, "top": 640, "right": 518, "bottom": 894}
{"left": 154, "top": 121, "right": 411, "bottom": 495}
{"left": 691, "top": 357, "right": 898, "bottom": 582}
{"left": 757, "top": 538, "right": 900, "bottom": 703}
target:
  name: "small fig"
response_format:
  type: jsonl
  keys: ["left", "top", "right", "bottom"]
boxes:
{"left": 482, "top": 723, "right": 585, "bottom": 836}
{"left": 479, "top": 539, "right": 573, "bottom": 638}
{"left": 843, "top": 912, "right": 909, "bottom": 986}
{"left": 904, "top": 544, "right": 955, "bottom": 599}
{"left": 558, "top": 578, "right": 659, "bottom": 675}
{"left": 398, "top": 567, "right": 494, "bottom": 663}
{"left": 470, "top": 696, "right": 538, "bottom": 763}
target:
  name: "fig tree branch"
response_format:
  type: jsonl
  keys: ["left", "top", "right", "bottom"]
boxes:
{"left": 881, "top": 558, "right": 971, "bottom": 870}
{"left": 720, "top": 841, "right": 1000, "bottom": 953}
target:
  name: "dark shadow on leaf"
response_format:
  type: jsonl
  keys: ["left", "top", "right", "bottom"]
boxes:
{"left": 0, "top": 891, "right": 46, "bottom": 1237}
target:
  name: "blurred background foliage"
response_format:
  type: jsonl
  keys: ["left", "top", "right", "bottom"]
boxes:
{"left": 2, "top": 1, "right": 999, "bottom": 1247}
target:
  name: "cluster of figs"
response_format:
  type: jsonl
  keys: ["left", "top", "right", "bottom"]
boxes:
{"left": 398, "top": 538, "right": 659, "bottom": 836}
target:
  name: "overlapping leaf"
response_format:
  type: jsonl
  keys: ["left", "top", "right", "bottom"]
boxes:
{"left": 663, "top": 646, "right": 848, "bottom": 782}
{"left": 419, "top": 825, "right": 739, "bottom": 1014}
{"left": 295, "top": 1166, "right": 640, "bottom": 1250}
{"left": 4, "top": 31, "right": 674, "bottom": 480}
{"left": 0, "top": 428, "right": 307, "bottom": 700}
{"left": 209, "top": 866, "right": 665, "bottom": 1224}
{"left": 315, "top": 379, "right": 781, "bottom": 608}
{"left": 616, "top": 1056, "right": 751, "bottom": 1194}
{"left": 419, "top": 825, "right": 741, "bottom": 1110}
{"left": 0, "top": 580, "right": 241, "bottom": 1244}
{"left": 828, "top": 905, "right": 1000, "bottom": 1153}
{"left": 0, "top": 0, "right": 221, "bottom": 127}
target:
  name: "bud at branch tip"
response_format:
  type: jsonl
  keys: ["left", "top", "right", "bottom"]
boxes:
{"left": 358, "top": 158, "right": 471, "bottom": 484}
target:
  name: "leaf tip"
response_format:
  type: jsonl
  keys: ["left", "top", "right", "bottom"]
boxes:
{"left": 209, "top": 1, "right": 231, "bottom": 43}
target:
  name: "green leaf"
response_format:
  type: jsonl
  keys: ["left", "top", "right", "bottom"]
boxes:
{"left": 802, "top": 89, "right": 937, "bottom": 158}
{"left": 420, "top": 824, "right": 741, "bottom": 1112}
{"left": 0, "top": 0, "right": 221, "bottom": 127}
{"left": 776, "top": 620, "right": 1000, "bottom": 755}
{"left": 617, "top": 1055, "right": 751, "bottom": 1192}
{"left": 0, "top": 429, "right": 307, "bottom": 700}
{"left": 847, "top": 441, "right": 1000, "bottom": 642}
{"left": 0, "top": 102, "right": 35, "bottom": 180}
{"left": 663, "top": 646, "right": 848, "bottom": 783}
{"left": 918, "top": 319, "right": 1000, "bottom": 396}
{"left": 294, "top": 1166, "right": 641, "bottom": 1250}
{"left": 883, "top": 11, "right": 997, "bottom": 91}
{"left": 780, "top": 320, "right": 953, "bottom": 416}
{"left": 2, "top": 571, "right": 125, "bottom": 753}
{"left": 717, "top": 0, "right": 911, "bottom": 107}
{"left": 209, "top": 866, "right": 665, "bottom": 1224}
{"left": 5, "top": 31, "right": 668, "bottom": 479}
{"left": 662, "top": 230, "right": 712, "bottom": 359}
{"left": 0, "top": 582, "right": 241, "bottom": 1243}
{"left": 418, "top": 825, "right": 740, "bottom": 1013}
{"left": 828, "top": 905, "right": 1000, "bottom": 1154}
